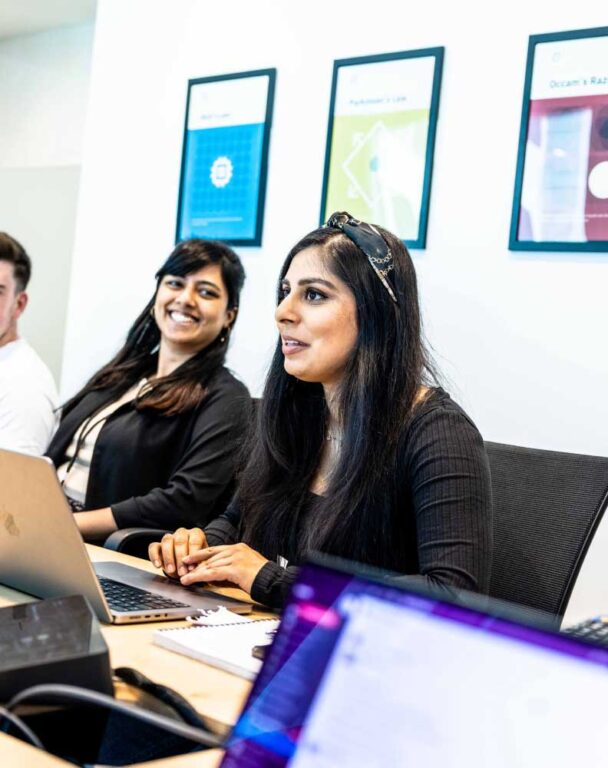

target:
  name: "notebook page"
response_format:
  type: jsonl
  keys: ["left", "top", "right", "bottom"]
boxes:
{"left": 153, "top": 618, "right": 280, "bottom": 680}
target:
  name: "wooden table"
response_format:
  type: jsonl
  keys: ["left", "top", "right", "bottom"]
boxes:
{"left": 0, "top": 545, "right": 269, "bottom": 767}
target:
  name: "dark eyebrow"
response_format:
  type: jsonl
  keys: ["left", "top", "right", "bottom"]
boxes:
{"left": 165, "top": 274, "right": 221, "bottom": 290}
{"left": 194, "top": 280, "right": 221, "bottom": 290}
{"left": 281, "top": 277, "right": 338, "bottom": 290}
{"left": 167, "top": 275, "right": 222, "bottom": 291}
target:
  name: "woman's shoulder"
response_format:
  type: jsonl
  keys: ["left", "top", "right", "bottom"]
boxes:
{"left": 209, "top": 366, "right": 251, "bottom": 398}
{"left": 194, "top": 367, "right": 252, "bottom": 420}
{"left": 413, "top": 387, "right": 472, "bottom": 416}
{"left": 405, "top": 387, "right": 484, "bottom": 445}
{"left": 58, "top": 386, "right": 116, "bottom": 422}
{"left": 397, "top": 387, "right": 489, "bottom": 482}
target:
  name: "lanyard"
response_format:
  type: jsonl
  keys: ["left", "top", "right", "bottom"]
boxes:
{"left": 60, "top": 410, "right": 111, "bottom": 484}
{"left": 60, "top": 380, "right": 149, "bottom": 484}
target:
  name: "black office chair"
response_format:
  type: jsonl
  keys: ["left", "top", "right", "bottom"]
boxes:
{"left": 103, "top": 397, "right": 261, "bottom": 559}
{"left": 104, "top": 528, "right": 170, "bottom": 559}
{"left": 486, "top": 441, "right": 608, "bottom": 618}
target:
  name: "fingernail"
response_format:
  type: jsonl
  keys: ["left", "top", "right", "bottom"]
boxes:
{"left": 178, "top": 567, "right": 186, "bottom": 576}
{"left": 166, "top": 563, "right": 175, "bottom": 573}
{"left": 153, "top": 560, "right": 161, "bottom": 568}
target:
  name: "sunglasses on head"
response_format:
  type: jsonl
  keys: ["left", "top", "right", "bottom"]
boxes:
{"left": 325, "top": 212, "right": 398, "bottom": 305}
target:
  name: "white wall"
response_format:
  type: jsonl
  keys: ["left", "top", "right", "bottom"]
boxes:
{"left": 62, "top": 0, "right": 608, "bottom": 456}
{"left": 0, "top": 165, "right": 81, "bottom": 379}
{"left": 0, "top": 23, "right": 94, "bottom": 168}
{"left": 0, "top": 23, "right": 94, "bottom": 381}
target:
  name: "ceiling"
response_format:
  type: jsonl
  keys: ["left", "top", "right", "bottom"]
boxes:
{"left": 0, "top": 0, "right": 97, "bottom": 40}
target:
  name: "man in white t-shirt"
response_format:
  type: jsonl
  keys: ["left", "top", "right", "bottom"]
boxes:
{"left": 0, "top": 232, "right": 59, "bottom": 455}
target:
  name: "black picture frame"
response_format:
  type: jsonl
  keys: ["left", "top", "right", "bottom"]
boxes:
{"left": 319, "top": 47, "right": 444, "bottom": 250}
{"left": 175, "top": 68, "right": 276, "bottom": 247}
{"left": 509, "top": 26, "right": 608, "bottom": 252}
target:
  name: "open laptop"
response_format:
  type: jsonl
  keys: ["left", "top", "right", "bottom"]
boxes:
{"left": 220, "top": 556, "right": 608, "bottom": 767}
{"left": 0, "top": 449, "right": 251, "bottom": 623}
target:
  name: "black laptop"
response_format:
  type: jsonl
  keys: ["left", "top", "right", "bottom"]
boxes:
{"left": 219, "top": 556, "right": 608, "bottom": 766}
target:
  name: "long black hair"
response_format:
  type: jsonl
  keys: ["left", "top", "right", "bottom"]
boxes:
{"left": 238, "top": 221, "right": 437, "bottom": 569}
{"left": 62, "top": 239, "right": 245, "bottom": 417}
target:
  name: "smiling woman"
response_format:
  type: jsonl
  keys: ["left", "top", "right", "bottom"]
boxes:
{"left": 150, "top": 214, "right": 493, "bottom": 609}
{"left": 46, "top": 239, "right": 251, "bottom": 541}
{"left": 153, "top": 266, "right": 236, "bottom": 362}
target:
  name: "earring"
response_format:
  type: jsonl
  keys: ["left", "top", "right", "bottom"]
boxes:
{"left": 134, "top": 313, "right": 156, "bottom": 348}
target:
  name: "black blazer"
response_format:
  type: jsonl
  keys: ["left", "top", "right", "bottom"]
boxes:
{"left": 47, "top": 367, "right": 251, "bottom": 530}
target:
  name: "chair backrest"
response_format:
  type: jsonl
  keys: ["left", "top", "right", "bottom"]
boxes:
{"left": 486, "top": 441, "right": 608, "bottom": 617}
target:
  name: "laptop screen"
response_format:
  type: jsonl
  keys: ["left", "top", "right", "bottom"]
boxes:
{"left": 221, "top": 561, "right": 608, "bottom": 767}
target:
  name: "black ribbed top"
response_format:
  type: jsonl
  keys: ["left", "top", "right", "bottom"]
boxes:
{"left": 206, "top": 388, "right": 493, "bottom": 609}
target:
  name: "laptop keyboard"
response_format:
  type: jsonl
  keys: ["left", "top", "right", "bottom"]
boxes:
{"left": 99, "top": 577, "right": 190, "bottom": 613}
{"left": 562, "top": 617, "right": 608, "bottom": 646}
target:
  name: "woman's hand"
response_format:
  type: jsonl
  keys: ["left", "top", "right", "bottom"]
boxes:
{"left": 148, "top": 527, "right": 207, "bottom": 578}
{"left": 180, "top": 543, "right": 269, "bottom": 595}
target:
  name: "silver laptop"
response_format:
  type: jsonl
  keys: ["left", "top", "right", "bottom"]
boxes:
{"left": 0, "top": 449, "right": 252, "bottom": 623}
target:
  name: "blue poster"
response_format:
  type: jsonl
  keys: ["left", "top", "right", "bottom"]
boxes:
{"left": 178, "top": 123, "right": 265, "bottom": 241}
{"left": 176, "top": 71, "right": 275, "bottom": 245}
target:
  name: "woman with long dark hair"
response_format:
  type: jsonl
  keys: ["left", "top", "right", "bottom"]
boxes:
{"left": 149, "top": 214, "right": 493, "bottom": 607}
{"left": 47, "top": 238, "right": 251, "bottom": 541}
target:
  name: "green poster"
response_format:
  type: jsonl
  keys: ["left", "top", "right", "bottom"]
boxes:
{"left": 325, "top": 109, "right": 430, "bottom": 241}
{"left": 321, "top": 48, "right": 443, "bottom": 248}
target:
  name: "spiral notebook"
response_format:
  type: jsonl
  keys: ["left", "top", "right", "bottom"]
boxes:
{"left": 153, "top": 616, "right": 280, "bottom": 680}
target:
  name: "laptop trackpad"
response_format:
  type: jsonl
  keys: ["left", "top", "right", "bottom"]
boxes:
{"left": 94, "top": 561, "right": 252, "bottom": 614}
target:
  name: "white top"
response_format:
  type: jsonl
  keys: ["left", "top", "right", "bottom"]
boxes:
{"left": 0, "top": 338, "right": 59, "bottom": 456}
{"left": 57, "top": 380, "right": 146, "bottom": 504}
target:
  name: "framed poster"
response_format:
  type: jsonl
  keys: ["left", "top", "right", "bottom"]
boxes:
{"left": 510, "top": 27, "right": 608, "bottom": 252}
{"left": 176, "top": 68, "right": 276, "bottom": 246}
{"left": 320, "top": 48, "right": 444, "bottom": 249}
